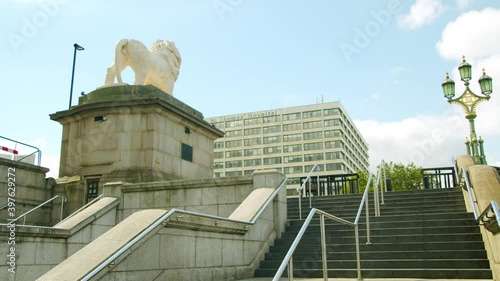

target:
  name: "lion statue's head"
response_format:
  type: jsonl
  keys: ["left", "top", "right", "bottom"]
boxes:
{"left": 149, "top": 40, "right": 182, "bottom": 79}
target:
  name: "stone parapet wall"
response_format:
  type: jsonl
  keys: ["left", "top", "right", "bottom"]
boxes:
{"left": 0, "top": 158, "right": 54, "bottom": 226}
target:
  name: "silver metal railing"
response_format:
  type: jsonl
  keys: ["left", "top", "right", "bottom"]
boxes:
{"left": 296, "top": 164, "right": 320, "bottom": 220}
{"left": 81, "top": 178, "right": 287, "bottom": 280}
{"left": 54, "top": 194, "right": 104, "bottom": 227}
{"left": 462, "top": 166, "right": 480, "bottom": 219}
{"left": 461, "top": 166, "right": 500, "bottom": 227}
{"left": 273, "top": 172, "right": 376, "bottom": 281}
{"left": 11, "top": 195, "right": 66, "bottom": 225}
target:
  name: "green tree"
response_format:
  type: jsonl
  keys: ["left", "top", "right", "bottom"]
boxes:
{"left": 383, "top": 161, "right": 422, "bottom": 191}
{"left": 357, "top": 161, "right": 422, "bottom": 193}
{"left": 357, "top": 169, "right": 371, "bottom": 193}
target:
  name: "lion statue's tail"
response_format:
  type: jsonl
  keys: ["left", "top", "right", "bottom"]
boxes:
{"left": 114, "top": 39, "right": 129, "bottom": 84}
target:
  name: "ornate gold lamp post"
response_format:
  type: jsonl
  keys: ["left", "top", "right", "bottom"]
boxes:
{"left": 441, "top": 56, "right": 493, "bottom": 164}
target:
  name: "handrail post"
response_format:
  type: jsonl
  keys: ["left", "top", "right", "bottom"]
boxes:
{"left": 320, "top": 214, "right": 328, "bottom": 281}
{"left": 298, "top": 193, "right": 302, "bottom": 220}
{"left": 365, "top": 190, "right": 371, "bottom": 245}
{"left": 373, "top": 176, "right": 379, "bottom": 217}
{"left": 308, "top": 176, "right": 312, "bottom": 208}
{"left": 355, "top": 224, "right": 362, "bottom": 280}
{"left": 288, "top": 256, "right": 293, "bottom": 281}
{"left": 381, "top": 161, "right": 386, "bottom": 205}
{"left": 60, "top": 197, "right": 65, "bottom": 222}
{"left": 23, "top": 216, "right": 26, "bottom": 225}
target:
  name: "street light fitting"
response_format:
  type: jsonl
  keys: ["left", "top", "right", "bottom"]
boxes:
{"left": 458, "top": 56, "right": 472, "bottom": 83}
{"left": 479, "top": 68, "right": 493, "bottom": 95}
{"left": 74, "top": 43, "right": 85, "bottom": 51}
{"left": 441, "top": 72, "right": 455, "bottom": 100}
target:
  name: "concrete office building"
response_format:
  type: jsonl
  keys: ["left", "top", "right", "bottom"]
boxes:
{"left": 205, "top": 101, "right": 369, "bottom": 194}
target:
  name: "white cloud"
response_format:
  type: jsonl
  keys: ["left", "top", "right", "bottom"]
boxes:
{"left": 355, "top": 108, "right": 469, "bottom": 170}
{"left": 398, "top": 0, "right": 446, "bottom": 30}
{"left": 436, "top": 8, "right": 500, "bottom": 60}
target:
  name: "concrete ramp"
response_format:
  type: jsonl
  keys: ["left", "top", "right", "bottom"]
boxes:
{"left": 37, "top": 209, "right": 167, "bottom": 281}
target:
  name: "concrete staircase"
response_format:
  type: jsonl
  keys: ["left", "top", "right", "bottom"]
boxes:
{"left": 254, "top": 188, "right": 493, "bottom": 279}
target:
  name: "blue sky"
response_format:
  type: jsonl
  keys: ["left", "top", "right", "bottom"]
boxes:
{"left": 1, "top": 0, "right": 499, "bottom": 177}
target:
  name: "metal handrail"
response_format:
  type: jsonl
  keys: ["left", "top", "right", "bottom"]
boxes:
{"left": 274, "top": 169, "right": 376, "bottom": 281}
{"left": 462, "top": 166, "right": 480, "bottom": 219}
{"left": 11, "top": 195, "right": 66, "bottom": 225}
{"left": 81, "top": 178, "right": 287, "bottom": 280}
{"left": 0, "top": 135, "right": 42, "bottom": 166}
{"left": 452, "top": 156, "right": 460, "bottom": 186}
{"left": 54, "top": 194, "right": 104, "bottom": 227}
{"left": 297, "top": 164, "right": 320, "bottom": 220}
{"left": 459, "top": 165, "right": 500, "bottom": 232}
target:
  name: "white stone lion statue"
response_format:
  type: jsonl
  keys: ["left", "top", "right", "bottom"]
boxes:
{"left": 104, "top": 39, "right": 182, "bottom": 95}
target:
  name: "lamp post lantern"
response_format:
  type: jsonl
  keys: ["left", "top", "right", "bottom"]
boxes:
{"left": 441, "top": 56, "right": 493, "bottom": 164}
{"left": 69, "top": 43, "right": 85, "bottom": 109}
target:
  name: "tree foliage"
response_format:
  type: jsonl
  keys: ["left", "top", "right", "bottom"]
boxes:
{"left": 357, "top": 161, "right": 422, "bottom": 192}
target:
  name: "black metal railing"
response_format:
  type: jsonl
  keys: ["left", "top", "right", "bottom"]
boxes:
{"left": 299, "top": 173, "right": 359, "bottom": 196}
{"left": 421, "top": 167, "right": 456, "bottom": 189}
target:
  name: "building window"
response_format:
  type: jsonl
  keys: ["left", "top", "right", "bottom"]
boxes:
{"left": 304, "top": 164, "right": 324, "bottom": 172}
{"left": 263, "top": 157, "right": 282, "bottom": 165}
{"left": 213, "top": 162, "right": 224, "bottom": 169}
{"left": 325, "top": 140, "right": 343, "bottom": 149}
{"left": 263, "top": 125, "right": 281, "bottom": 134}
{"left": 263, "top": 146, "right": 281, "bottom": 154}
{"left": 284, "top": 166, "right": 303, "bottom": 174}
{"left": 263, "top": 135, "right": 281, "bottom": 144}
{"left": 226, "top": 171, "right": 243, "bottom": 177}
{"left": 244, "top": 127, "right": 261, "bottom": 136}
{"left": 323, "top": 108, "right": 340, "bottom": 116}
{"left": 304, "top": 142, "right": 323, "bottom": 151}
{"left": 244, "top": 117, "right": 261, "bottom": 126}
{"left": 303, "top": 110, "right": 322, "bottom": 119}
{"left": 225, "top": 160, "right": 242, "bottom": 168}
{"left": 225, "top": 150, "right": 242, "bottom": 158}
{"left": 304, "top": 153, "right": 324, "bottom": 162}
{"left": 283, "top": 123, "right": 301, "bottom": 132}
{"left": 214, "top": 152, "right": 224, "bottom": 159}
{"left": 283, "top": 155, "right": 303, "bottom": 163}
{"left": 212, "top": 121, "right": 224, "bottom": 129}
{"left": 287, "top": 177, "right": 300, "bottom": 185}
{"left": 303, "top": 120, "right": 323, "bottom": 129}
{"left": 214, "top": 172, "right": 223, "bottom": 178}
{"left": 225, "top": 130, "right": 242, "bottom": 137}
{"left": 225, "top": 140, "right": 242, "bottom": 148}
{"left": 283, "top": 133, "right": 302, "bottom": 142}
{"left": 214, "top": 141, "right": 224, "bottom": 149}
{"left": 283, "top": 144, "right": 302, "bottom": 152}
{"left": 324, "top": 130, "right": 341, "bottom": 138}
{"left": 324, "top": 119, "right": 342, "bottom": 127}
{"left": 303, "top": 131, "right": 323, "bottom": 140}
{"left": 244, "top": 148, "right": 262, "bottom": 156}
{"left": 326, "top": 163, "right": 345, "bottom": 171}
{"left": 86, "top": 178, "right": 100, "bottom": 203}
{"left": 244, "top": 158, "right": 262, "bottom": 167}
{"left": 244, "top": 137, "right": 262, "bottom": 146}
{"left": 263, "top": 115, "right": 281, "bottom": 123}
{"left": 325, "top": 151, "right": 344, "bottom": 160}
{"left": 226, "top": 120, "right": 243, "bottom": 128}
{"left": 283, "top": 112, "right": 301, "bottom": 121}
{"left": 181, "top": 143, "right": 193, "bottom": 162}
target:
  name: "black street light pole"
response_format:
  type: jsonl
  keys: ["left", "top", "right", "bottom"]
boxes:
{"left": 69, "top": 43, "right": 85, "bottom": 109}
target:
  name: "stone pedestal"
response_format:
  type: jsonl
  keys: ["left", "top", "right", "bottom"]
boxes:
{"left": 50, "top": 85, "right": 223, "bottom": 185}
